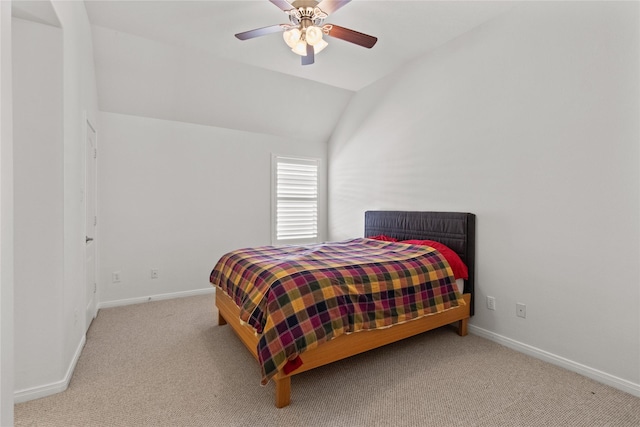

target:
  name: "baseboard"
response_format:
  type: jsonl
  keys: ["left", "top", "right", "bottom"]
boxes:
{"left": 98, "top": 287, "right": 215, "bottom": 310}
{"left": 14, "top": 334, "right": 86, "bottom": 403}
{"left": 468, "top": 324, "right": 640, "bottom": 398}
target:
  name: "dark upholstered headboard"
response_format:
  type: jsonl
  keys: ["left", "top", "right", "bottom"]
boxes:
{"left": 364, "top": 211, "right": 476, "bottom": 316}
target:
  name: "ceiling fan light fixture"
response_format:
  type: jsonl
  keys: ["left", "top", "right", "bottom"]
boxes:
{"left": 236, "top": 0, "right": 377, "bottom": 65}
{"left": 282, "top": 28, "right": 302, "bottom": 49}
{"left": 305, "top": 25, "right": 323, "bottom": 46}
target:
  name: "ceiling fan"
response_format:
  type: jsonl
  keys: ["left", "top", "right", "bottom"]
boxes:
{"left": 235, "top": 0, "right": 378, "bottom": 66}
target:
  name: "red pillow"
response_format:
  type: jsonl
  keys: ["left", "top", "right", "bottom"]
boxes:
{"left": 401, "top": 239, "right": 468, "bottom": 280}
{"left": 368, "top": 235, "right": 398, "bottom": 242}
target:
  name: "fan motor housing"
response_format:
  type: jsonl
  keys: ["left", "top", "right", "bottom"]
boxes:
{"left": 291, "top": 0, "right": 320, "bottom": 8}
{"left": 288, "top": 3, "right": 327, "bottom": 28}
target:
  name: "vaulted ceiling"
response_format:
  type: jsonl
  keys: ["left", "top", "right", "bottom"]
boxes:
{"left": 85, "top": 1, "right": 514, "bottom": 92}
{"left": 13, "top": 1, "right": 515, "bottom": 141}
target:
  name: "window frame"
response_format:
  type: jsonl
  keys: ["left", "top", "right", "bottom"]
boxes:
{"left": 271, "top": 155, "right": 321, "bottom": 246}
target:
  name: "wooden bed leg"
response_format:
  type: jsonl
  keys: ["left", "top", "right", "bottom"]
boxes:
{"left": 457, "top": 318, "right": 468, "bottom": 336}
{"left": 218, "top": 312, "right": 227, "bottom": 326}
{"left": 274, "top": 375, "right": 291, "bottom": 408}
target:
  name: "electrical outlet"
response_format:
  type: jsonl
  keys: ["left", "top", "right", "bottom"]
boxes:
{"left": 516, "top": 303, "right": 526, "bottom": 318}
{"left": 112, "top": 271, "right": 121, "bottom": 283}
{"left": 486, "top": 296, "right": 496, "bottom": 311}
{"left": 151, "top": 269, "right": 159, "bottom": 279}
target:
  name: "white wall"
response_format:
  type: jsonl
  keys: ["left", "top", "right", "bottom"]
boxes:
{"left": 12, "top": 16, "right": 64, "bottom": 394}
{"left": 328, "top": 1, "right": 639, "bottom": 395}
{"left": 98, "top": 112, "right": 327, "bottom": 305}
{"left": 52, "top": 0, "right": 99, "bottom": 397}
{"left": 0, "top": 0, "right": 14, "bottom": 423}
{"left": 10, "top": 0, "right": 100, "bottom": 404}
{"left": 92, "top": 26, "right": 341, "bottom": 306}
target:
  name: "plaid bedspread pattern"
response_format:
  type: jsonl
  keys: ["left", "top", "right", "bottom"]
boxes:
{"left": 210, "top": 238, "right": 463, "bottom": 384}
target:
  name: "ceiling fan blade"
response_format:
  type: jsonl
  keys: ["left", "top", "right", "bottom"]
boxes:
{"left": 316, "top": 0, "right": 351, "bottom": 15}
{"left": 324, "top": 24, "right": 377, "bottom": 48}
{"left": 269, "top": 0, "right": 293, "bottom": 12}
{"left": 301, "top": 43, "right": 315, "bottom": 65}
{"left": 235, "top": 25, "right": 285, "bottom": 40}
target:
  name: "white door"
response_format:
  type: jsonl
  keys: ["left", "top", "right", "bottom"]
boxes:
{"left": 85, "top": 120, "right": 97, "bottom": 331}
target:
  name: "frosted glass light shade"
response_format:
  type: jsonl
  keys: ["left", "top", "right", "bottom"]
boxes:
{"left": 292, "top": 40, "right": 308, "bottom": 56}
{"left": 305, "top": 26, "right": 323, "bottom": 46}
{"left": 283, "top": 28, "right": 302, "bottom": 49}
{"left": 313, "top": 39, "right": 328, "bottom": 53}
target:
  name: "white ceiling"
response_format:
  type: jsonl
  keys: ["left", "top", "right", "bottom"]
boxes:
{"left": 84, "top": 0, "right": 514, "bottom": 92}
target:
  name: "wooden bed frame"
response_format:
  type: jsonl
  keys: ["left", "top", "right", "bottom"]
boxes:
{"left": 214, "top": 211, "right": 476, "bottom": 408}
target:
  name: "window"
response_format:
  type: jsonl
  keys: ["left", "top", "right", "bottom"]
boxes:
{"left": 272, "top": 155, "right": 319, "bottom": 245}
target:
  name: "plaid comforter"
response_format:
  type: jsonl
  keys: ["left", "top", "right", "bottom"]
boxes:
{"left": 210, "top": 238, "right": 464, "bottom": 384}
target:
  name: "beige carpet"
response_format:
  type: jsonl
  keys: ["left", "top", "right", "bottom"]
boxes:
{"left": 15, "top": 294, "right": 640, "bottom": 427}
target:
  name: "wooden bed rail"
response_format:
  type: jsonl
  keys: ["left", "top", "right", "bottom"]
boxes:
{"left": 215, "top": 289, "right": 470, "bottom": 408}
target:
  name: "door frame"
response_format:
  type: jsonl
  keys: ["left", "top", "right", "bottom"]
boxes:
{"left": 84, "top": 115, "right": 98, "bottom": 330}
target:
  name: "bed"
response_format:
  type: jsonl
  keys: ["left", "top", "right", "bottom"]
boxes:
{"left": 210, "top": 210, "right": 476, "bottom": 408}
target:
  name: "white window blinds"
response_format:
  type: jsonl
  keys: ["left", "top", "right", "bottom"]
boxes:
{"left": 272, "top": 156, "right": 319, "bottom": 244}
